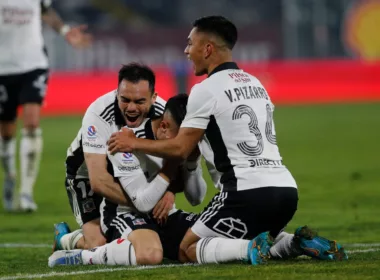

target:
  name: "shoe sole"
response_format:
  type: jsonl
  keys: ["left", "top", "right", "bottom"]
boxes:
{"left": 296, "top": 226, "right": 347, "bottom": 261}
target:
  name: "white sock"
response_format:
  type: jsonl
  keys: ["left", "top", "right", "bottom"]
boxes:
{"left": 81, "top": 238, "right": 137, "bottom": 265}
{"left": 196, "top": 237, "right": 249, "bottom": 264}
{"left": 60, "top": 229, "right": 83, "bottom": 250}
{"left": 269, "top": 232, "right": 303, "bottom": 259}
{"left": 20, "top": 128, "right": 43, "bottom": 197}
{"left": 0, "top": 137, "right": 16, "bottom": 179}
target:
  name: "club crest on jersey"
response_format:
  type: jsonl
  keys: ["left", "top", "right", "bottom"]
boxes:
{"left": 87, "top": 125, "right": 97, "bottom": 139}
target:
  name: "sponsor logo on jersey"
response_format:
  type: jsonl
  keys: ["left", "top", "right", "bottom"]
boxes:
{"left": 87, "top": 125, "right": 97, "bottom": 139}
{"left": 117, "top": 165, "right": 140, "bottom": 172}
{"left": 82, "top": 141, "right": 105, "bottom": 149}
{"left": 248, "top": 158, "right": 283, "bottom": 168}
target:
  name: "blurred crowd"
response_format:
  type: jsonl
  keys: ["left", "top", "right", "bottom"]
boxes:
{"left": 45, "top": 0, "right": 376, "bottom": 70}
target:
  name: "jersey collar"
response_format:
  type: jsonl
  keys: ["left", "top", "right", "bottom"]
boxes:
{"left": 114, "top": 97, "right": 125, "bottom": 126}
{"left": 208, "top": 62, "right": 239, "bottom": 77}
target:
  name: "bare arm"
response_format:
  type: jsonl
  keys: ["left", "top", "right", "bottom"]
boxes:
{"left": 183, "top": 149, "right": 207, "bottom": 206}
{"left": 108, "top": 127, "right": 205, "bottom": 160}
{"left": 42, "top": 7, "right": 92, "bottom": 49}
{"left": 41, "top": 7, "right": 65, "bottom": 33}
{"left": 85, "top": 153, "right": 129, "bottom": 205}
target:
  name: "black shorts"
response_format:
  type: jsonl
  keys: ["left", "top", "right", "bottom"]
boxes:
{"left": 101, "top": 210, "right": 158, "bottom": 243}
{"left": 0, "top": 69, "right": 48, "bottom": 121}
{"left": 192, "top": 187, "right": 298, "bottom": 240}
{"left": 101, "top": 207, "right": 197, "bottom": 261}
{"left": 158, "top": 210, "right": 198, "bottom": 261}
{"left": 65, "top": 177, "right": 103, "bottom": 227}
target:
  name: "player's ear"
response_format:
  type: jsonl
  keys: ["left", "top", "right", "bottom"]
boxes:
{"left": 160, "top": 121, "right": 168, "bottom": 131}
{"left": 204, "top": 42, "right": 212, "bottom": 59}
{"left": 151, "top": 92, "right": 157, "bottom": 103}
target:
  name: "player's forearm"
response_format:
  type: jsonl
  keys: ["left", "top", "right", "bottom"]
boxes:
{"left": 183, "top": 163, "right": 207, "bottom": 206}
{"left": 120, "top": 175, "right": 169, "bottom": 213}
{"left": 41, "top": 7, "right": 67, "bottom": 35}
{"left": 90, "top": 173, "right": 129, "bottom": 206}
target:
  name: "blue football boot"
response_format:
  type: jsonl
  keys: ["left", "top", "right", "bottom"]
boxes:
{"left": 48, "top": 249, "right": 83, "bottom": 267}
{"left": 53, "top": 222, "right": 71, "bottom": 252}
{"left": 294, "top": 226, "right": 348, "bottom": 261}
{"left": 247, "top": 232, "right": 273, "bottom": 265}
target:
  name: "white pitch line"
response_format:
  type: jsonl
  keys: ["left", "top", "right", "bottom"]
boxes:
{"left": 0, "top": 263, "right": 197, "bottom": 280}
{"left": 0, "top": 244, "right": 51, "bottom": 248}
{"left": 346, "top": 248, "right": 380, "bottom": 254}
{"left": 1, "top": 242, "right": 380, "bottom": 249}
{"left": 345, "top": 243, "right": 380, "bottom": 248}
{"left": 0, "top": 248, "right": 379, "bottom": 280}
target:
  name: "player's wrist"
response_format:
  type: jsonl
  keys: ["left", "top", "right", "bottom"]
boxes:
{"left": 60, "top": 24, "right": 70, "bottom": 37}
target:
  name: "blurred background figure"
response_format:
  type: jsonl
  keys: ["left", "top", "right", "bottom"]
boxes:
{"left": 0, "top": 0, "right": 92, "bottom": 212}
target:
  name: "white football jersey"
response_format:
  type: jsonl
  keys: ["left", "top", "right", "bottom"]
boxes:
{"left": 65, "top": 89, "right": 166, "bottom": 179}
{"left": 181, "top": 62, "right": 297, "bottom": 192}
{"left": 105, "top": 118, "right": 177, "bottom": 215}
{"left": 0, "top": 0, "right": 51, "bottom": 74}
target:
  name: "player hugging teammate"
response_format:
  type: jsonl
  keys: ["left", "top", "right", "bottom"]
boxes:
{"left": 49, "top": 16, "right": 348, "bottom": 267}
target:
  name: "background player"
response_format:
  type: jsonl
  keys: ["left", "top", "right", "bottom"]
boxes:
{"left": 0, "top": 0, "right": 92, "bottom": 212}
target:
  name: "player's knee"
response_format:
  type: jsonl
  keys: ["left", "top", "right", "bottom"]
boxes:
{"left": 83, "top": 233, "right": 106, "bottom": 249}
{"left": 184, "top": 243, "right": 197, "bottom": 262}
{"left": 84, "top": 238, "right": 105, "bottom": 250}
{"left": 135, "top": 248, "right": 163, "bottom": 265}
{"left": 178, "top": 247, "right": 189, "bottom": 263}
{"left": 179, "top": 241, "right": 197, "bottom": 263}
{"left": 22, "top": 126, "right": 40, "bottom": 136}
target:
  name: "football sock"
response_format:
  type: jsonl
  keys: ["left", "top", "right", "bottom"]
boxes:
{"left": 196, "top": 237, "right": 249, "bottom": 264}
{"left": 60, "top": 230, "right": 84, "bottom": 250}
{"left": 0, "top": 136, "right": 16, "bottom": 179}
{"left": 81, "top": 238, "right": 137, "bottom": 265}
{"left": 269, "top": 232, "right": 303, "bottom": 259}
{"left": 20, "top": 128, "right": 43, "bottom": 197}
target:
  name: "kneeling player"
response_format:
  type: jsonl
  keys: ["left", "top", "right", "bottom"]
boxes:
{"left": 49, "top": 94, "right": 206, "bottom": 267}
{"left": 54, "top": 63, "right": 167, "bottom": 251}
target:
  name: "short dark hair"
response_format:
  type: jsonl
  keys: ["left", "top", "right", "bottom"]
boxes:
{"left": 193, "top": 16, "right": 238, "bottom": 50}
{"left": 164, "top": 94, "right": 188, "bottom": 126}
{"left": 118, "top": 63, "right": 155, "bottom": 93}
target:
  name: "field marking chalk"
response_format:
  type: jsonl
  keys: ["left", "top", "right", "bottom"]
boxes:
{"left": 0, "top": 263, "right": 197, "bottom": 280}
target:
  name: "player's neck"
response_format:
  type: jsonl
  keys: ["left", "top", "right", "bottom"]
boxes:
{"left": 207, "top": 53, "right": 234, "bottom": 76}
{"left": 151, "top": 117, "right": 162, "bottom": 139}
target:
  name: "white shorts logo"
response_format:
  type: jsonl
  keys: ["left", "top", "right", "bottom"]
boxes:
{"left": 213, "top": 217, "right": 248, "bottom": 239}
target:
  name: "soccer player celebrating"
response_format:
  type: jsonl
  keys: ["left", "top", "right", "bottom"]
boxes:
{"left": 107, "top": 16, "right": 348, "bottom": 265}
{"left": 49, "top": 94, "right": 206, "bottom": 267}
{"left": 0, "top": 0, "right": 92, "bottom": 211}
{"left": 55, "top": 64, "right": 167, "bottom": 251}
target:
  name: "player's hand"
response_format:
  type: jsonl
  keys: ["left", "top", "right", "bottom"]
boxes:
{"left": 153, "top": 191, "right": 175, "bottom": 225}
{"left": 108, "top": 127, "right": 136, "bottom": 154}
{"left": 65, "top": 24, "right": 93, "bottom": 49}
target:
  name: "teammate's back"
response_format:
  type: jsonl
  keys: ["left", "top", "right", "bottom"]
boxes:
{"left": 190, "top": 65, "right": 296, "bottom": 192}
